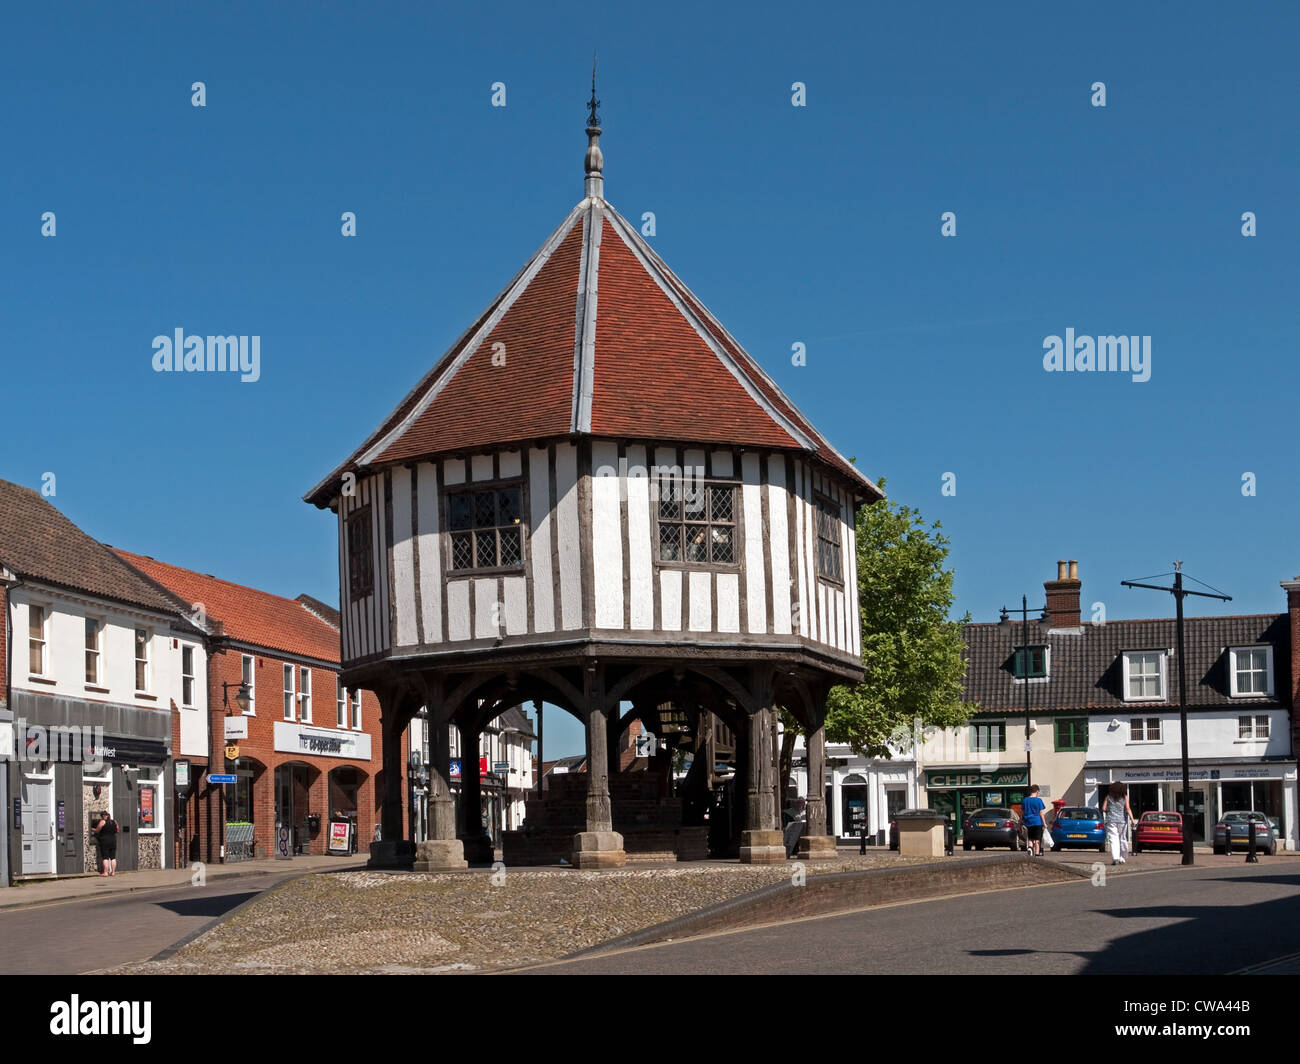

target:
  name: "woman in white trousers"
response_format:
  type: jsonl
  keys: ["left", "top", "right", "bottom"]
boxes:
{"left": 1102, "top": 781, "right": 1134, "bottom": 864}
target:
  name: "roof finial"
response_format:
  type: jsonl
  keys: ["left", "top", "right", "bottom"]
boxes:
{"left": 584, "top": 51, "right": 604, "bottom": 199}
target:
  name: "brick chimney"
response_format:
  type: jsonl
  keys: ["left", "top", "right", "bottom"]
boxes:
{"left": 1044, "top": 559, "right": 1082, "bottom": 629}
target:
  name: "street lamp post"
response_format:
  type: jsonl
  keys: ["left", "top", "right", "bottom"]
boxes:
{"left": 1121, "top": 563, "right": 1231, "bottom": 866}
{"left": 1000, "top": 595, "right": 1047, "bottom": 797}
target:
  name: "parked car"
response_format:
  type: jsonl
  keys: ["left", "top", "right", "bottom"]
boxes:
{"left": 1049, "top": 806, "right": 1106, "bottom": 852}
{"left": 1213, "top": 811, "right": 1277, "bottom": 855}
{"left": 1132, "top": 810, "right": 1184, "bottom": 853}
{"left": 889, "top": 809, "right": 955, "bottom": 854}
{"left": 962, "top": 807, "right": 1026, "bottom": 851}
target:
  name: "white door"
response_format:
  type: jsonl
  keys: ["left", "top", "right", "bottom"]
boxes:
{"left": 21, "top": 778, "right": 54, "bottom": 875}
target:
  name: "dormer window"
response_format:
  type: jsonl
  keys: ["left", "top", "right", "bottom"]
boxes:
{"left": 1122, "top": 650, "right": 1166, "bottom": 701}
{"left": 448, "top": 483, "right": 524, "bottom": 571}
{"left": 1013, "top": 645, "right": 1049, "bottom": 680}
{"left": 1228, "top": 645, "right": 1273, "bottom": 698}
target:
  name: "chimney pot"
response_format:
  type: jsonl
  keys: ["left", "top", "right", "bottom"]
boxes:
{"left": 1068, "top": 560, "right": 1078, "bottom": 580}
{"left": 1056, "top": 560, "right": 1067, "bottom": 580}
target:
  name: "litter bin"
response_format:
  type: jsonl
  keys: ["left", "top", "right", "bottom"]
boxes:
{"left": 893, "top": 809, "right": 951, "bottom": 857}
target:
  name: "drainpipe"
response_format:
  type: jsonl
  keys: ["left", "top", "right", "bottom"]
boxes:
{"left": 2, "top": 574, "right": 26, "bottom": 886}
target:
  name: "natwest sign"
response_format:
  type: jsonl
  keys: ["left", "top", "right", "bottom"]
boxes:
{"left": 273, "top": 721, "right": 372, "bottom": 761}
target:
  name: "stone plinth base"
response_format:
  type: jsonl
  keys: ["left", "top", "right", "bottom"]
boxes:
{"left": 739, "top": 829, "right": 787, "bottom": 864}
{"left": 367, "top": 840, "right": 415, "bottom": 869}
{"left": 413, "top": 839, "right": 468, "bottom": 871}
{"left": 572, "top": 830, "right": 627, "bottom": 869}
{"left": 459, "top": 833, "right": 496, "bottom": 865}
{"left": 898, "top": 820, "right": 946, "bottom": 857}
{"left": 796, "top": 834, "right": 838, "bottom": 861}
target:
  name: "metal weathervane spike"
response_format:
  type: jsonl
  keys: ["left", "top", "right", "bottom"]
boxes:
{"left": 584, "top": 52, "right": 604, "bottom": 198}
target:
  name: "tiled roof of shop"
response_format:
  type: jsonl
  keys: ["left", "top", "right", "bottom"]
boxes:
{"left": 0, "top": 479, "right": 192, "bottom": 621}
{"left": 115, "top": 550, "right": 343, "bottom": 664}
{"left": 962, "top": 613, "right": 1290, "bottom": 714}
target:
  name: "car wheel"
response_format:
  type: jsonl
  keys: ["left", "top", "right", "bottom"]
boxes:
{"left": 975, "top": 844, "right": 984, "bottom": 851}
{"left": 1133, "top": 842, "right": 1142, "bottom": 854}
{"left": 1097, "top": 843, "right": 1106, "bottom": 853}
{"left": 1213, "top": 845, "right": 1225, "bottom": 855}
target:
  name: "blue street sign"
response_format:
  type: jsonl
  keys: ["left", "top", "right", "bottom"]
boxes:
{"left": 208, "top": 774, "right": 237, "bottom": 784}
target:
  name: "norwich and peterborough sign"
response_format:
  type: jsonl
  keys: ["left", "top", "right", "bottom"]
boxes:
{"left": 925, "top": 770, "right": 1028, "bottom": 789}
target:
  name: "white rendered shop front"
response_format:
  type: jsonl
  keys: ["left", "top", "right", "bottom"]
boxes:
{"left": 1084, "top": 761, "right": 1298, "bottom": 849}
{"left": 791, "top": 741, "right": 919, "bottom": 843}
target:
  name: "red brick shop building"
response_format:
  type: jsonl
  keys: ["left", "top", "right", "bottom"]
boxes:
{"left": 117, "top": 551, "right": 400, "bottom": 862}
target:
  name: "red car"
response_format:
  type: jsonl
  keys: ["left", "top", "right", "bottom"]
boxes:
{"left": 1132, "top": 811, "right": 1184, "bottom": 853}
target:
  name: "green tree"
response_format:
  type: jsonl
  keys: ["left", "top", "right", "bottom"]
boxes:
{"left": 823, "top": 479, "right": 972, "bottom": 758}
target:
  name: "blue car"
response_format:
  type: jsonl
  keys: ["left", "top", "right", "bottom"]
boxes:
{"left": 1049, "top": 806, "right": 1107, "bottom": 852}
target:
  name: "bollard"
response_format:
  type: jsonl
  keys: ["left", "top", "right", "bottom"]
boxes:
{"left": 1246, "top": 821, "right": 1259, "bottom": 863}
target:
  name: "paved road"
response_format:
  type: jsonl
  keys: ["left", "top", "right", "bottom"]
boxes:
{"left": 522, "top": 862, "right": 1300, "bottom": 975}
{"left": 0, "top": 872, "right": 298, "bottom": 974}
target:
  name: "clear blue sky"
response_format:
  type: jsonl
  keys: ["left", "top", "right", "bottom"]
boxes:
{"left": 3, "top": 3, "right": 1297, "bottom": 758}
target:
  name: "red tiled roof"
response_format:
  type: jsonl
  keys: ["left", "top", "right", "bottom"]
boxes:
{"left": 114, "top": 549, "right": 342, "bottom": 664}
{"left": 305, "top": 181, "right": 879, "bottom": 506}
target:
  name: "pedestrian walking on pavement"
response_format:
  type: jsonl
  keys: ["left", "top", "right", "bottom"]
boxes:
{"left": 93, "top": 812, "right": 119, "bottom": 876}
{"left": 1022, "top": 784, "right": 1047, "bottom": 856}
{"left": 1102, "top": 781, "right": 1134, "bottom": 864}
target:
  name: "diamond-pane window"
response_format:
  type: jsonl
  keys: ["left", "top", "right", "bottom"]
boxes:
{"left": 656, "top": 477, "right": 737, "bottom": 565}
{"left": 659, "top": 524, "right": 682, "bottom": 561}
{"left": 814, "top": 494, "right": 843, "bottom": 583}
{"left": 447, "top": 481, "right": 526, "bottom": 571}
{"left": 499, "top": 528, "right": 521, "bottom": 565}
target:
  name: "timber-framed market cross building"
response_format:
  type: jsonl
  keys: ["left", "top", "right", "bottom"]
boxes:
{"left": 305, "top": 90, "right": 881, "bottom": 870}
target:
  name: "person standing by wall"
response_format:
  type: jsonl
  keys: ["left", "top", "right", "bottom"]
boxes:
{"left": 1102, "top": 781, "right": 1134, "bottom": 865}
{"left": 93, "top": 812, "right": 119, "bottom": 877}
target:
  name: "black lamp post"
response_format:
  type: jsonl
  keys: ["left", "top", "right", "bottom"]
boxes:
{"left": 1121, "top": 563, "right": 1231, "bottom": 866}
{"left": 1000, "top": 595, "right": 1047, "bottom": 798}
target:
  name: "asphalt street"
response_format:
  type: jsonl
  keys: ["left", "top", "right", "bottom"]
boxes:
{"left": 0, "top": 872, "right": 297, "bottom": 974}
{"left": 520, "top": 862, "right": 1300, "bottom": 975}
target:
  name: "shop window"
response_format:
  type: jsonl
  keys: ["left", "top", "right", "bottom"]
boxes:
{"left": 969, "top": 722, "right": 1006, "bottom": 753}
{"left": 1013, "top": 645, "right": 1049, "bottom": 680}
{"left": 1121, "top": 650, "right": 1165, "bottom": 701}
{"left": 137, "top": 770, "right": 161, "bottom": 833}
{"left": 1054, "top": 717, "right": 1088, "bottom": 751}
{"left": 1238, "top": 715, "right": 1270, "bottom": 741}
{"left": 1229, "top": 646, "right": 1273, "bottom": 698}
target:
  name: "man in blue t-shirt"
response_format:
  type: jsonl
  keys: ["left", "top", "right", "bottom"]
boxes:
{"left": 1022, "top": 784, "right": 1047, "bottom": 856}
